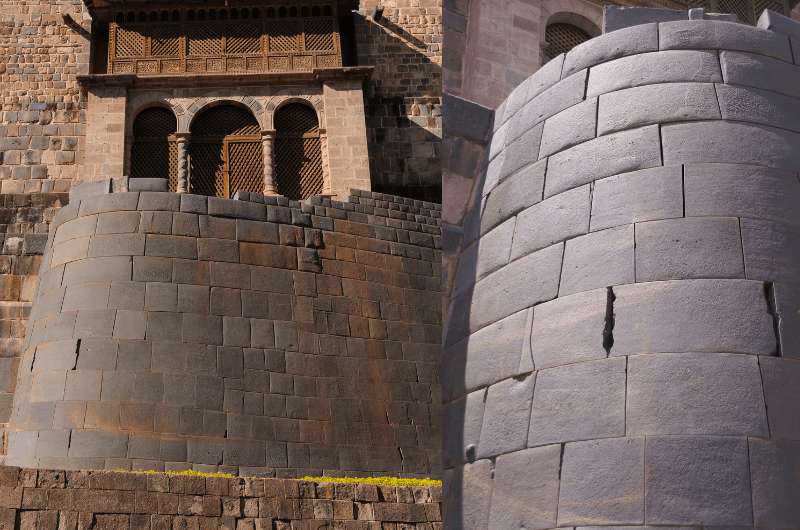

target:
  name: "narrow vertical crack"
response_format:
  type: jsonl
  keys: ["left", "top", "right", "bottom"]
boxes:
{"left": 602, "top": 286, "right": 616, "bottom": 354}
{"left": 764, "top": 282, "right": 782, "bottom": 356}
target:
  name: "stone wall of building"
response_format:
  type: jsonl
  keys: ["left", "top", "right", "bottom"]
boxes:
{"left": 443, "top": 10, "right": 800, "bottom": 528}
{"left": 355, "top": 0, "right": 443, "bottom": 202}
{"left": 0, "top": 466, "right": 442, "bottom": 529}
{"left": 4, "top": 186, "right": 441, "bottom": 478}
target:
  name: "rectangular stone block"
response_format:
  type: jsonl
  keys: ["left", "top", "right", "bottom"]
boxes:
{"left": 741, "top": 218, "right": 800, "bottom": 286}
{"left": 563, "top": 22, "right": 658, "bottom": 77}
{"left": 645, "top": 436, "right": 752, "bottom": 525}
{"left": 113, "top": 310, "right": 147, "bottom": 340}
{"left": 109, "top": 282, "right": 145, "bottom": 310}
{"left": 480, "top": 158, "right": 546, "bottom": 236}
{"left": 62, "top": 282, "right": 110, "bottom": 311}
{"left": 544, "top": 125, "right": 662, "bottom": 198}
{"left": 528, "top": 357, "right": 626, "bottom": 447}
{"left": 182, "top": 314, "right": 223, "bottom": 345}
{"left": 591, "top": 166, "right": 684, "bottom": 231}
{"left": 749, "top": 438, "right": 800, "bottom": 527}
{"left": 587, "top": 50, "right": 722, "bottom": 98}
{"left": 717, "top": 83, "right": 800, "bottom": 133}
{"left": 559, "top": 224, "right": 635, "bottom": 296}
{"left": 211, "top": 287, "right": 242, "bottom": 317}
{"left": 68, "top": 430, "right": 129, "bottom": 458}
{"left": 236, "top": 219, "right": 279, "bottom": 244}
{"left": 172, "top": 212, "right": 199, "bottom": 237}
{"left": 603, "top": 6, "right": 686, "bottom": 32}
{"left": 146, "top": 235, "right": 197, "bottom": 259}
{"left": 64, "top": 257, "right": 132, "bottom": 284}
{"left": 210, "top": 262, "right": 251, "bottom": 289}
{"left": 613, "top": 279, "right": 776, "bottom": 355}
{"left": 660, "top": 19, "right": 792, "bottom": 62}
{"left": 759, "top": 356, "right": 800, "bottom": 440}
{"left": 138, "top": 192, "right": 180, "bottom": 212}
{"left": 54, "top": 214, "right": 98, "bottom": 245}
{"left": 177, "top": 284, "right": 210, "bottom": 314}
{"left": 442, "top": 388, "right": 486, "bottom": 468}
{"left": 473, "top": 217, "right": 515, "bottom": 281}
{"left": 133, "top": 256, "right": 172, "bottom": 283}
{"left": 539, "top": 97, "right": 597, "bottom": 158}
{"left": 477, "top": 373, "right": 535, "bottom": 459}
{"left": 635, "top": 217, "right": 744, "bottom": 282}
{"left": 511, "top": 184, "right": 591, "bottom": 261}
{"left": 442, "top": 461, "right": 491, "bottom": 530}
{"left": 96, "top": 211, "right": 140, "bottom": 235}
{"left": 198, "top": 238, "right": 239, "bottom": 263}
{"left": 500, "top": 122, "right": 544, "bottom": 180}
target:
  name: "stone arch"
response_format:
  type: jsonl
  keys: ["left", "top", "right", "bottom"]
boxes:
{"left": 126, "top": 92, "right": 183, "bottom": 136}
{"left": 541, "top": 0, "right": 603, "bottom": 38}
{"left": 265, "top": 94, "right": 325, "bottom": 130}
{"left": 183, "top": 96, "right": 265, "bottom": 133}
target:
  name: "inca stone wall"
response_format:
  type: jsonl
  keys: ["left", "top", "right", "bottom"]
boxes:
{"left": 4, "top": 186, "right": 442, "bottom": 478}
{"left": 443, "top": 9, "right": 800, "bottom": 528}
{"left": 0, "top": 466, "right": 442, "bottom": 529}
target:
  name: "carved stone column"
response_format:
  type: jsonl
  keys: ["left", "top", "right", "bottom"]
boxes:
{"left": 175, "top": 133, "right": 190, "bottom": 193}
{"left": 262, "top": 130, "right": 278, "bottom": 195}
{"left": 319, "top": 129, "right": 332, "bottom": 195}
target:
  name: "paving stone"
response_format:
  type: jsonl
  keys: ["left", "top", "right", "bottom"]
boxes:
{"left": 545, "top": 125, "right": 662, "bottom": 198}
{"left": 749, "top": 438, "right": 800, "bottom": 527}
{"left": 627, "top": 352, "right": 768, "bottom": 436}
{"left": 558, "top": 437, "right": 644, "bottom": 525}
{"left": 442, "top": 388, "right": 486, "bottom": 467}
{"left": 563, "top": 23, "right": 658, "bottom": 77}
{"left": 587, "top": 50, "right": 722, "bottom": 98}
{"left": 528, "top": 357, "right": 626, "bottom": 447}
{"left": 477, "top": 373, "right": 535, "bottom": 458}
{"left": 613, "top": 279, "right": 776, "bottom": 355}
{"left": 539, "top": 98, "right": 597, "bottom": 158}
{"left": 684, "top": 163, "right": 800, "bottom": 225}
{"left": 741, "top": 218, "right": 800, "bottom": 286}
{"left": 758, "top": 356, "right": 800, "bottom": 440}
{"left": 487, "top": 445, "right": 560, "bottom": 529}
{"left": 511, "top": 185, "right": 591, "bottom": 260}
{"left": 662, "top": 121, "right": 800, "bottom": 172}
{"left": 591, "top": 166, "right": 683, "bottom": 231}
{"left": 645, "top": 436, "right": 752, "bottom": 525}
{"left": 560, "top": 225, "right": 635, "bottom": 296}
{"left": 480, "top": 158, "right": 546, "bottom": 235}
{"left": 660, "top": 19, "right": 792, "bottom": 62}
{"left": 635, "top": 217, "right": 744, "bottom": 282}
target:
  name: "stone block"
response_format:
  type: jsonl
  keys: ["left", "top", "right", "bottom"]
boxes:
{"left": 145, "top": 282, "right": 178, "bottom": 312}
{"left": 76, "top": 338, "right": 118, "bottom": 370}
{"left": 539, "top": 98, "right": 597, "bottom": 159}
{"left": 660, "top": 19, "right": 792, "bottom": 62}
{"left": 528, "top": 357, "right": 626, "bottom": 447}
{"left": 172, "top": 212, "right": 200, "bottom": 237}
{"left": 113, "top": 310, "right": 147, "bottom": 340}
{"left": 54, "top": 215, "right": 98, "bottom": 245}
{"left": 645, "top": 436, "right": 752, "bottom": 524}
{"left": 544, "top": 125, "right": 662, "bottom": 198}
{"left": 507, "top": 70, "right": 587, "bottom": 143}
{"left": 559, "top": 225, "right": 635, "bottom": 296}
{"left": 182, "top": 314, "right": 223, "bottom": 345}
{"left": 591, "top": 166, "right": 684, "bottom": 231}
{"left": 128, "top": 178, "right": 168, "bottom": 192}
{"left": 132, "top": 256, "right": 172, "bottom": 283}
{"left": 30, "top": 369, "right": 66, "bottom": 402}
{"left": 79, "top": 193, "right": 140, "bottom": 216}
{"left": 145, "top": 311, "right": 182, "bottom": 342}
{"left": 500, "top": 122, "right": 544, "bottom": 179}
{"left": 759, "top": 356, "right": 800, "bottom": 440}
{"left": 587, "top": 50, "right": 722, "bottom": 98}
{"left": 62, "top": 282, "right": 110, "bottom": 311}
{"left": 684, "top": 163, "right": 800, "bottom": 225}
{"left": 741, "top": 218, "right": 800, "bottom": 286}
{"left": 178, "top": 284, "right": 210, "bottom": 314}
{"left": 564, "top": 23, "right": 658, "bottom": 77}
{"left": 598, "top": 82, "right": 720, "bottom": 136}
{"left": 476, "top": 373, "right": 535, "bottom": 458}
{"left": 109, "top": 282, "right": 145, "bottom": 310}
{"left": 442, "top": 388, "right": 486, "bottom": 467}
{"left": 210, "top": 262, "right": 251, "bottom": 289}
{"left": 146, "top": 235, "right": 197, "bottom": 259}
{"left": 635, "top": 217, "right": 744, "bottom": 282}
{"left": 101, "top": 370, "right": 135, "bottom": 401}
{"left": 211, "top": 287, "right": 242, "bottom": 317}
{"left": 181, "top": 194, "right": 208, "bottom": 215}
{"left": 443, "top": 460, "right": 492, "bottom": 530}
{"left": 717, "top": 83, "right": 800, "bottom": 133}
{"left": 487, "top": 445, "right": 560, "bottom": 529}
{"left": 613, "top": 279, "right": 776, "bottom": 355}
{"left": 173, "top": 259, "right": 209, "bottom": 285}
{"left": 64, "top": 370, "right": 102, "bottom": 401}
{"left": 117, "top": 340, "right": 151, "bottom": 371}
{"left": 480, "top": 158, "right": 546, "bottom": 235}
{"left": 558, "top": 437, "right": 644, "bottom": 525}
{"left": 603, "top": 6, "right": 685, "bottom": 32}
{"left": 223, "top": 317, "right": 250, "bottom": 347}
{"left": 75, "top": 309, "right": 116, "bottom": 338}
{"left": 473, "top": 217, "right": 515, "bottom": 281}
{"left": 662, "top": 121, "right": 800, "bottom": 172}
{"left": 627, "top": 352, "right": 768, "bottom": 436}
{"left": 138, "top": 192, "right": 180, "bottom": 212}
{"left": 749, "top": 438, "right": 800, "bottom": 527}
{"left": 199, "top": 238, "right": 239, "bottom": 263}
{"left": 68, "top": 430, "right": 128, "bottom": 458}
{"left": 63, "top": 257, "right": 132, "bottom": 285}
{"left": 511, "top": 185, "right": 590, "bottom": 260}
{"left": 236, "top": 219, "right": 279, "bottom": 244}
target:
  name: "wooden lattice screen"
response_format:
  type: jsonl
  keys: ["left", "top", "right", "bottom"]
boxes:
{"left": 543, "top": 23, "right": 591, "bottom": 62}
{"left": 667, "top": 0, "right": 787, "bottom": 21}
{"left": 108, "top": 4, "right": 341, "bottom": 75}
{"left": 130, "top": 107, "right": 178, "bottom": 191}
{"left": 189, "top": 105, "right": 263, "bottom": 198}
{"left": 275, "top": 103, "right": 324, "bottom": 200}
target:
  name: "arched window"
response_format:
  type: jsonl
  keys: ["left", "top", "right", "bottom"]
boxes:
{"left": 274, "top": 103, "right": 323, "bottom": 200}
{"left": 189, "top": 105, "right": 263, "bottom": 198}
{"left": 130, "top": 107, "right": 178, "bottom": 191}
{"left": 543, "top": 23, "right": 591, "bottom": 62}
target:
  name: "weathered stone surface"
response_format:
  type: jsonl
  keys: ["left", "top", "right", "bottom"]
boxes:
{"left": 528, "top": 357, "right": 625, "bottom": 447}
{"left": 645, "top": 436, "right": 752, "bottom": 525}
{"left": 474, "top": 217, "right": 515, "bottom": 281}
{"left": 590, "top": 166, "right": 683, "bottom": 231}
{"left": 559, "top": 225, "right": 634, "bottom": 296}
{"left": 603, "top": 6, "right": 686, "bottom": 32}
{"left": 635, "top": 217, "right": 745, "bottom": 282}
{"left": 477, "top": 373, "right": 535, "bottom": 458}
{"left": 511, "top": 185, "right": 591, "bottom": 260}
{"left": 740, "top": 218, "right": 800, "bottom": 286}
{"left": 544, "top": 125, "right": 662, "bottom": 198}
{"left": 508, "top": 70, "right": 587, "bottom": 143}
{"left": 539, "top": 98, "right": 598, "bottom": 158}
{"left": 720, "top": 50, "right": 800, "bottom": 98}
{"left": 717, "top": 83, "right": 800, "bottom": 133}
{"left": 448, "top": 460, "right": 493, "bottom": 530}
{"left": 749, "top": 438, "right": 800, "bottom": 527}
{"left": 612, "top": 279, "right": 776, "bottom": 355}
{"left": 660, "top": 19, "right": 792, "bottom": 62}
{"left": 500, "top": 123, "right": 544, "bottom": 179}
{"left": 627, "top": 352, "right": 768, "bottom": 436}
{"left": 564, "top": 23, "right": 658, "bottom": 77}
{"left": 487, "top": 445, "right": 560, "bottom": 530}
{"left": 480, "top": 158, "right": 546, "bottom": 235}
{"left": 558, "top": 437, "right": 644, "bottom": 525}
{"left": 442, "top": 388, "right": 486, "bottom": 467}
{"left": 531, "top": 288, "right": 608, "bottom": 369}
{"left": 587, "top": 50, "right": 722, "bottom": 98}
{"left": 597, "top": 82, "right": 720, "bottom": 135}
{"left": 759, "top": 356, "right": 800, "bottom": 440}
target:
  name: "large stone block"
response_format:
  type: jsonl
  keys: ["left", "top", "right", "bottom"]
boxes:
{"left": 531, "top": 288, "right": 608, "bottom": 369}
{"left": 634, "top": 217, "right": 745, "bottom": 282}
{"left": 662, "top": 121, "right": 800, "bottom": 172}
{"left": 563, "top": 23, "right": 658, "bottom": 78}
{"left": 749, "top": 438, "right": 800, "bottom": 527}
{"left": 528, "top": 357, "right": 625, "bottom": 447}
{"left": 627, "top": 352, "right": 768, "bottom": 436}
{"left": 660, "top": 20, "right": 792, "bottom": 62}
{"left": 559, "top": 225, "right": 634, "bottom": 296}
{"left": 539, "top": 98, "right": 598, "bottom": 158}
{"left": 477, "top": 373, "right": 535, "bottom": 458}
{"left": 480, "top": 158, "right": 546, "bottom": 236}
{"left": 717, "top": 83, "right": 800, "bottom": 133}
{"left": 603, "top": 6, "right": 685, "bottom": 32}
{"left": 487, "top": 445, "right": 561, "bottom": 530}
{"left": 473, "top": 217, "right": 515, "bottom": 281}
{"left": 597, "top": 82, "right": 720, "bottom": 135}
{"left": 590, "top": 166, "right": 683, "bottom": 232}
{"left": 68, "top": 430, "right": 129, "bottom": 458}
{"left": 741, "top": 218, "right": 800, "bottom": 286}
{"left": 442, "top": 388, "right": 485, "bottom": 467}
{"left": 613, "top": 279, "right": 776, "bottom": 355}
{"left": 759, "top": 356, "right": 800, "bottom": 440}
{"left": 511, "top": 185, "right": 590, "bottom": 260}
{"left": 558, "top": 437, "right": 644, "bottom": 525}
{"left": 645, "top": 436, "right": 752, "bottom": 524}
{"left": 587, "top": 50, "right": 722, "bottom": 98}
{"left": 544, "top": 125, "right": 662, "bottom": 198}
{"left": 443, "top": 460, "right": 492, "bottom": 530}
{"left": 500, "top": 123, "right": 544, "bottom": 179}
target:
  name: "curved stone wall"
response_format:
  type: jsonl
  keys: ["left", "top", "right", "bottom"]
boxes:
{"left": 443, "top": 11, "right": 800, "bottom": 528}
{"left": 5, "top": 189, "right": 442, "bottom": 478}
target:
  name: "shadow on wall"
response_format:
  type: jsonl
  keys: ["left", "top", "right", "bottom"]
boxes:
{"left": 354, "top": 12, "right": 442, "bottom": 203}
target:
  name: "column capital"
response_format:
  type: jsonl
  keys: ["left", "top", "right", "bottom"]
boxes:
{"left": 261, "top": 129, "right": 277, "bottom": 140}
